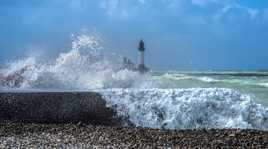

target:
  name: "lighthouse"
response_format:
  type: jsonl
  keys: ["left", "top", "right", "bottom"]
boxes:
{"left": 138, "top": 39, "right": 148, "bottom": 73}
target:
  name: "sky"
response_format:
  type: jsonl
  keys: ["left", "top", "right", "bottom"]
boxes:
{"left": 1, "top": 0, "right": 268, "bottom": 70}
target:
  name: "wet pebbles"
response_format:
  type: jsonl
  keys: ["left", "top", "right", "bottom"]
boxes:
{"left": 0, "top": 122, "right": 267, "bottom": 148}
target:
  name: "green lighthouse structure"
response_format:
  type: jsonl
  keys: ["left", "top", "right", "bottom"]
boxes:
{"left": 138, "top": 39, "right": 148, "bottom": 73}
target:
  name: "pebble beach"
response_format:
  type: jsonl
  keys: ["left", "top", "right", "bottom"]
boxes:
{"left": 0, "top": 122, "right": 267, "bottom": 148}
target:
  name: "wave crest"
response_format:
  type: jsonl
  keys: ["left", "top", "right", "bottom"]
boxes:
{"left": 101, "top": 88, "right": 268, "bottom": 130}
{"left": 0, "top": 34, "right": 153, "bottom": 90}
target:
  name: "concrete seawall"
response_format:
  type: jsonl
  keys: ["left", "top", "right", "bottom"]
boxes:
{"left": 0, "top": 92, "right": 119, "bottom": 125}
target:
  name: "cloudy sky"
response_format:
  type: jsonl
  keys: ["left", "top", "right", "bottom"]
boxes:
{"left": 1, "top": 0, "right": 268, "bottom": 70}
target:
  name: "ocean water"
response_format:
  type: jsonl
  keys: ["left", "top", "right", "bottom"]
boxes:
{"left": 1, "top": 34, "right": 268, "bottom": 130}
{"left": 153, "top": 71, "right": 268, "bottom": 105}
{"left": 99, "top": 71, "right": 268, "bottom": 130}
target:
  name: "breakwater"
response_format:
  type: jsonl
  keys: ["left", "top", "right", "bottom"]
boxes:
{"left": 0, "top": 92, "right": 118, "bottom": 125}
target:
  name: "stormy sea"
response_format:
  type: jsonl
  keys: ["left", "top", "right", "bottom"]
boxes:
{"left": 1, "top": 34, "right": 267, "bottom": 132}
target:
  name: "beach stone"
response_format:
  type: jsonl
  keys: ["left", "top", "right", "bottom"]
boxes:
{"left": 0, "top": 122, "right": 268, "bottom": 149}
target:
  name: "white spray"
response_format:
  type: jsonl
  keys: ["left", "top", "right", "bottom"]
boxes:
{"left": 1, "top": 34, "right": 268, "bottom": 130}
{"left": 0, "top": 34, "right": 153, "bottom": 90}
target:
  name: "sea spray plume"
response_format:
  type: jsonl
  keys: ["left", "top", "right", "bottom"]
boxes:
{"left": 0, "top": 34, "right": 154, "bottom": 90}
{"left": 101, "top": 88, "right": 268, "bottom": 130}
{"left": 0, "top": 57, "right": 38, "bottom": 88}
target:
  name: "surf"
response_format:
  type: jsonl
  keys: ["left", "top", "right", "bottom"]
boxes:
{"left": 1, "top": 34, "right": 268, "bottom": 130}
{"left": 0, "top": 34, "right": 152, "bottom": 90}
{"left": 101, "top": 88, "right": 268, "bottom": 130}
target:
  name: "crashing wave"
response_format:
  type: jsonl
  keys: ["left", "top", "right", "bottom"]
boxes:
{"left": 1, "top": 34, "right": 268, "bottom": 131}
{"left": 0, "top": 34, "right": 153, "bottom": 90}
{"left": 101, "top": 88, "right": 268, "bottom": 130}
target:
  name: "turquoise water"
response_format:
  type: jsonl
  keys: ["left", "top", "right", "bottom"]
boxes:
{"left": 153, "top": 71, "right": 268, "bottom": 105}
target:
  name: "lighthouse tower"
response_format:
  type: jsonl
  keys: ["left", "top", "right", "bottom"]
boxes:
{"left": 138, "top": 39, "right": 148, "bottom": 73}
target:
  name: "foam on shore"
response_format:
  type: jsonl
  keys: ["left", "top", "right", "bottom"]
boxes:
{"left": 101, "top": 88, "right": 268, "bottom": 130}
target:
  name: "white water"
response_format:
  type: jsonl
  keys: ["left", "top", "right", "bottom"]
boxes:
{"left": 154, "top": 73, "right": 219, "bottom": 83}
{"left": 1, "top": 34, "right": 268, "bottom": 130}
{"left": 0, "top": 34, "right": 152, "bottom": 90}
{"left": 102, "top": 88, "right": 268, "bottom": 130}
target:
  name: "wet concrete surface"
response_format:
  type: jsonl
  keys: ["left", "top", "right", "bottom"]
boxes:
{"left": 0, "top": 92, "right": 119, "bottom": 125}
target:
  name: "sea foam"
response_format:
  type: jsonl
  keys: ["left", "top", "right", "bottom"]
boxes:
{"left": 0, "top": 34, "right": 152, "bottom": 90}
{"left": 101, "top": 88, "right": 268, "bottom": 130}
{"left": 1, "top": 34, "right": 268, "bottom": 130}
